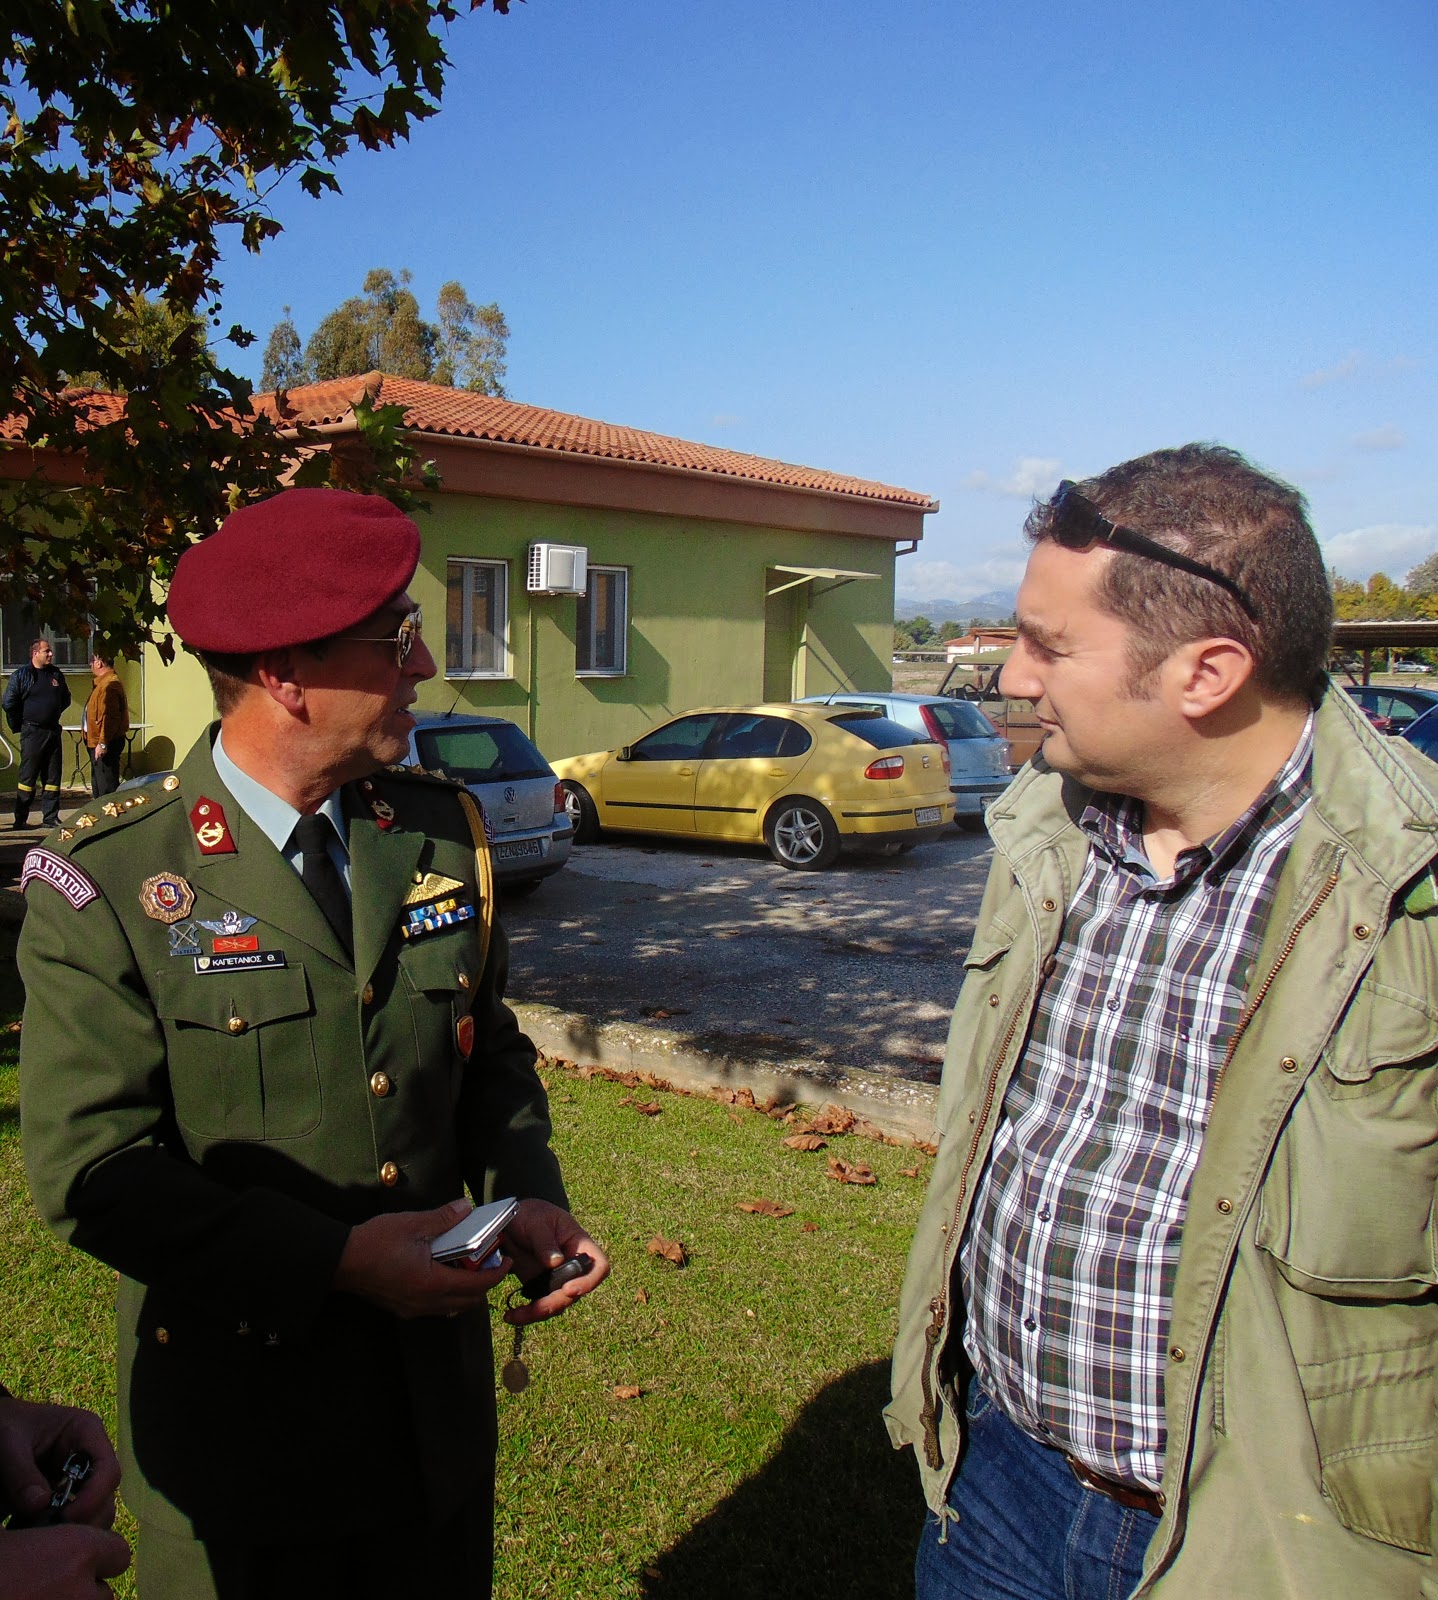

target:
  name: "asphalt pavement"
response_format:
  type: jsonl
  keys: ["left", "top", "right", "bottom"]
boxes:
{"left": 502, "top": 827, "right": 995, "bottom": 1139}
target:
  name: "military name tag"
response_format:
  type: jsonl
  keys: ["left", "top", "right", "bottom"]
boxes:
{"left": 195, "top": 950, "right": 287, "bottom": 974}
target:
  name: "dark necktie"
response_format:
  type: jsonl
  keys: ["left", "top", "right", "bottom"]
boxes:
{"left": 291, "top": 813, "right": 353, "bottom": 959}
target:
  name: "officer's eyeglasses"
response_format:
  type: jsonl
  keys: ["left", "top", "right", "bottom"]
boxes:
{"left": 335, "top": 608, "right": 424, "bottom": 667}
{"left": 1049, "top": 481, "right": 1259, "bottom": 620}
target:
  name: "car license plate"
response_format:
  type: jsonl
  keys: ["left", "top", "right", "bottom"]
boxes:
{"left": 915, "top": 806, "right": 942, "bottom": 826}
{"left": 493, "top": 838, "right": 543, "bottom": 862}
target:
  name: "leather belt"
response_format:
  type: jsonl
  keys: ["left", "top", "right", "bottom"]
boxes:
{"left": 1065, "top": 1455, "right": 1163, "bottom": 1516}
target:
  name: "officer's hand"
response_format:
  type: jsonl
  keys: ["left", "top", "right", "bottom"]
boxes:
{"left": 0, "top": 1396, "right": 120, "bottom": 1529}
{"left": 501, "top": 1199, "right": 610, "bottom": 1327}
{"left": 333, "top": 1199, "right": 512, "bottom": 1319}
{"left": 0, "top": 1524, "right": 131, "bottom": 1597}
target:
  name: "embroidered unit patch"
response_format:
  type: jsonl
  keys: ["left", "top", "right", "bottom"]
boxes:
{"left": 20, "top": 849, "right": 99, "bottom": 909}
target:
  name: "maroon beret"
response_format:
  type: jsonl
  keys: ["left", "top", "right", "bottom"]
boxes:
{"left": 167, "top": 488, "right": 421, "bottom": 652}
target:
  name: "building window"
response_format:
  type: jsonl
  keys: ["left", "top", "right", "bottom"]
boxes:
{"left": 1, "top": 600, "right": 93, "bottom": 673}
{"left": 577, "top": 566, "right": 628, "bottom": 676}
{"left": 445, "top": 559, "right": 508, "bottom": 677}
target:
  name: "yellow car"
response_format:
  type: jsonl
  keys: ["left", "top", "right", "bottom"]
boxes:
{"left": 552, "top": 703, "right": 954, "bottom": 871}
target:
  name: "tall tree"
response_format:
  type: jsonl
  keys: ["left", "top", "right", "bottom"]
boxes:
{"left": 260, "top": 306, "right": 308, "bottom": 391}
{"left": 1, "top": 0, "right": 515, "bottom": 657}
{"left": 1406, "top": 551, "right": 1438, "bottom": 595}
{"left": 287, "top": 269, "right": 506, "bottom": 391}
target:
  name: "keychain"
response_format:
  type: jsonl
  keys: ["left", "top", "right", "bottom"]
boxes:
{"left": 499, "top": 1254, "right": 593, "bottom": 1396}
{"left": 501, "top": 1308, "right": 530, "bottom": 1395}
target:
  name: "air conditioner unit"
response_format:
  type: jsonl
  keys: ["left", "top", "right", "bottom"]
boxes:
{"left": 527, "top": 542, "right": 588, "bottom": 596}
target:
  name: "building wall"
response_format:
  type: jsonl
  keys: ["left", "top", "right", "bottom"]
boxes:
{"left": 410, "top": 491, "right": 896, "bottom": 760}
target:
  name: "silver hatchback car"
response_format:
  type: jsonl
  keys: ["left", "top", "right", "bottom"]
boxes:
{"left": 408, "top": 713, "right": 572, "bottom": 892}
{"left": 796, "top": 692, "right": 1011, "bottom": 830}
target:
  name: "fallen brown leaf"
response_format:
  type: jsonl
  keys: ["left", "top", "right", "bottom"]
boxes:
{"left": 736, "top": 1197, "right": 795, "bottom": 1218}
{"left": 852, "top": 1119, "right": 888, "bottom": 1142}
{"left": 826, "top": 1156, "right": 877, "bottom": 1186}
{"left": 914, "top": 1140, "right": 939, "bottom": 1157}
{"left": 900, "top": 1166, "right": 920, "bottom": 1178}
{"left": 728, "top": 1110, "right": 744, "bottom": 1124}
{"left": 647, "top": 1235, "right": 687, "bottom": 1267}
{"left": 808, "top": 1105, "right": 857, "bottom": 1135}
{"left": 633, "top": 1100, "right": 662, "bottom": 1116}
{"left": 634, "top": 1287, "right": 649, "bottom": 1305}
{"left": 783, "top": 1133, "right": 828, "bottom": 1152}
{"left": 802, "top": 1221, "right": 819, "bottom": 1233}
{"left": 613, "top": 1385, "right": 643, "bottom": 1400}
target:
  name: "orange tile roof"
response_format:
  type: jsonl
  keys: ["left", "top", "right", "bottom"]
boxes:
{"left": 261, "top": 371, "right": 937, "bottom": 510}
{"left": 0, "top": 387, "right": 128, "bottom": 441}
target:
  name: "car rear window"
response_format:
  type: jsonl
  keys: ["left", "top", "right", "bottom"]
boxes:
{"left": 416, "top": 723, "right": 551, "bottom": 782}
{"left": 828, "top": 714, "right": 932, "bottom": 751}
{"left": 922, "top": 699, "right": 999, "bottom": 740}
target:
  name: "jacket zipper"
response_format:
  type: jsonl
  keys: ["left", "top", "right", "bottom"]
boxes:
{"left": 919, "top": 986, "right": 1029, "bottom": 1469}
{"left": 1210, "top": 846, "right": 1345, "bottom": 1098}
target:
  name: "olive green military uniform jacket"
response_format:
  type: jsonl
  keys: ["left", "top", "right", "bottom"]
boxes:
{"left": 887, "top": 687, "right": 1438, "bottom": 1597}
{"left": 19, "top": 728, "right": 567, "bottom": 1542}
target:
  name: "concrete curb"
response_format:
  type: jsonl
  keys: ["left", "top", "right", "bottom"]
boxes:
{"left": 512, "top": 1002, "right": 940, "bottom": 1145}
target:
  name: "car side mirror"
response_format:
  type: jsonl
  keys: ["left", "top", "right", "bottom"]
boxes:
{"left": 616, "top": 745, "right": 633, "bottom": 762}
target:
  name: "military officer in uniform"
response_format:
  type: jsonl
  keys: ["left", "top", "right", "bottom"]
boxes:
{"left": 18, "top": 488, "right": 609, "bottom": 1599}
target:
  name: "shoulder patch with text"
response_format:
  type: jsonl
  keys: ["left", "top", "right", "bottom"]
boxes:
{"left": 20, "top": 848, "right": 100, "bottom": 909}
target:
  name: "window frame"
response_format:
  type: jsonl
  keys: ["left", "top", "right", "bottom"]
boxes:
{"left": 1, "top": 600, "right": 94, "bottom": 674}
{"left": 444, "top": 557, "right": 511, "bottom": 680}
{"left": 576, "top": 564, "right": 629, "bottom": 678}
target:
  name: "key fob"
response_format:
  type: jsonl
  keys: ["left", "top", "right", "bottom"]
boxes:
{"left": 520, "top": 1252, "right": 593, "bottom": 1300}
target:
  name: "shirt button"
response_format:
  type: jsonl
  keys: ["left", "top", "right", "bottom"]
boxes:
{"left": 227, "top": 1016, "right": 247, "bottom": 1035}
{"left": 1038, "top": 1206, "right": 1051, "bottom": 1222}
{"left": 1023, "top": 1316, "right": 1038, "bottom": 1331}
{"left": 1106, "top": 999, "right": 1119, "bottom": 1011}
{"left": 379, "top": 1161, "right": 399, "bottom": 1187}
{"left": 370, "top": 1071, "right": 392, "bottom": 1098}
{"left": 362, "top": 982, "right": 375, "bottom": 1006}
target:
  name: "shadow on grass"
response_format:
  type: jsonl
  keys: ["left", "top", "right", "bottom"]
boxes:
{"left": 639, "top": 1360, "right": 924, "bottom": 1599}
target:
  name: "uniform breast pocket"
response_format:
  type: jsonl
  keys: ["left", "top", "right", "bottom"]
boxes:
{"left": 154, "top": 963, "right": 320, "bottom": 1142}
{"left": 397, "top": 938, "right": 478, "bottom": 1084}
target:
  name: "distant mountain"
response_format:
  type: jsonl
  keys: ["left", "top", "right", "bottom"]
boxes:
{"left": 895, "top": 588, "right": 1018, "bottom": 625}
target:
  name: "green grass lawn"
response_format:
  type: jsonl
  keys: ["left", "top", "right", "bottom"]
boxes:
{"left": 0, "top": 927, "right": 929, "bottom": 1597}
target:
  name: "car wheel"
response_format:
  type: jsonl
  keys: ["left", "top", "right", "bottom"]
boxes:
{"left": 561, "top": 781, "right": 600, "bottom": 844}
{"left": 958, "top": 813, "right": 988, "bottom": 833}
{"left": 764, "top": 797, "right": 841, "bottom": 871}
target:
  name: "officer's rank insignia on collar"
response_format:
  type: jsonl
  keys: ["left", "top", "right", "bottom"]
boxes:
{"left": 139, "top": 871, "right": 196, "bottom": 924}
{"left": 359, "top": 780, "right": 396, "bottom": 830}
{"left": 191, "top": 796, "right": 236, "bottom": 855}
{"left": 403, "top": 872, "right": 465, "bottom": 908}
{"left": 168, "top": 922, "right": 202, "bottom": 958}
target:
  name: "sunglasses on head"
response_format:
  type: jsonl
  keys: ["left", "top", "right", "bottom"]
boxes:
{"left": 1049, "top": 481, "right": 1258, "bottom": 620}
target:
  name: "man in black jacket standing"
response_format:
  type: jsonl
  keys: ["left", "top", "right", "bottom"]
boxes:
{"left": 4, "top": 638, "right": 72, "bottom": 828}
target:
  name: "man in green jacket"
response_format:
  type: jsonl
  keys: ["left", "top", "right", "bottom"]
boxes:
{"left": 19, "top": 488, "right": 609, "bottom": 1599}
{"left": 889, "top": 445, "right": 1437, "bottom": 1598}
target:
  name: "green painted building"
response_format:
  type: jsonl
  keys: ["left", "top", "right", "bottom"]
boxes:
{"left": 3, "top": 373, "right": 937, "bottom": 780}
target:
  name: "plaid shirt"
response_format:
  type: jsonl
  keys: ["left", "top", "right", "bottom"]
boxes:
{"left": 960, "top": 717, "right": 1315, "bottom": 1489}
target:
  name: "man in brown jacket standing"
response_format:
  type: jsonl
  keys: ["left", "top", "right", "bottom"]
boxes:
{"left": 83, "top": 653, "right": 128, "bottom": 798}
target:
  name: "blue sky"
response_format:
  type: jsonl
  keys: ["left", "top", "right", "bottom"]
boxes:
{"left": 217, "top": 0, "right": 1435, "bottom": 604}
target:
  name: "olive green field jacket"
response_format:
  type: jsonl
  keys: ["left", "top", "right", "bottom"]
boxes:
{"left": 887, "top": 686, "right": 1438, "bottom": 1597}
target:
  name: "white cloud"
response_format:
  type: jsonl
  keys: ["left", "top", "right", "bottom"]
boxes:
{"left": 1352, "top": 423, "right": 1406, "bottom": 452}
{"left": 1321, "top": 523, "right": 1438, "bottom": 582}
{"left": 961, "top": 456, "right": 1062, "bottom": 499}
{"left": 709, "top": 412, "right": 743, "bottom": 429}
{"left": 896, "top": 552, "right": 1028, "bottom": 604}
{"left": 1301, "top": 350, "right": 1363, "bottom": 390}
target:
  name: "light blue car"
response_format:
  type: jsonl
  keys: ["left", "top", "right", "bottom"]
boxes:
{"left": 795, "top": 692, "right": 1012, "bottom": 830}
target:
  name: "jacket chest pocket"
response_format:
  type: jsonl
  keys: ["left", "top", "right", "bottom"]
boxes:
{"left": 1256, "top": 979, "right": 1438, "bottom": 1298}
{"left": 397, "top": 938, "right": 477, "bottom": 1086}
{"left": 154, "top": 963, "right": 320, "bottom": 1142}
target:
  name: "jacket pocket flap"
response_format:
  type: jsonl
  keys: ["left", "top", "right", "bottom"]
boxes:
{"left": 153, "top": 963, "right": 313, "bottom": 1031}
{"left": 1323, "top": 980, "right": 1438, "bottom": 1082}
{"left": 962, "top": 929, "right": 1017, "bottom": 972}
{"left": 398, "top": 938, "right": 475, "bottom": 995}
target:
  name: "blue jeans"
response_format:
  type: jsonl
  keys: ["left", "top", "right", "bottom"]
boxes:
{"left": 914, "top": 1382, "right": 1158, "bottom": 1600}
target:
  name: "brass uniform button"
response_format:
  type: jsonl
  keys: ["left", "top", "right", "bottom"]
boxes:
{"left": 379, "top": 1161, "right": 399, "bottom": 1187}
{"left": 370, "top": 1072, "right": 392, "bottom": 1098}
{"left": 988, "top": 993, "right": 1000, "bottom": 1007}
{"left": 1216, "top": 1198, "right": 1233, "bottom": 1214}
{"left": 1042, "top": 898, "right": 1058, "bottom": 912}
{"left": 1280, "top": 1056, "right": 1298, "bottom": 1073}
{"left": 1170, "top": 1346, "right": 1186, "bottom": 1363}
{"left": 362, "top": 983, "right": 375, "bottom": 1006}
{"left": 1353, "top": 924, "right": 1372, "bottom": 940}
{"left": 155, "top": 1327, "right": 170, "bottom": 1344}
{"left": 162, "top": 775, "right": 180, "bottom": 792}
{"left": 456, "top": 970, "right": 471, "bottom": 990}
{"left": 227, "top": 1016, "right": 247, "bottom": 1035}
